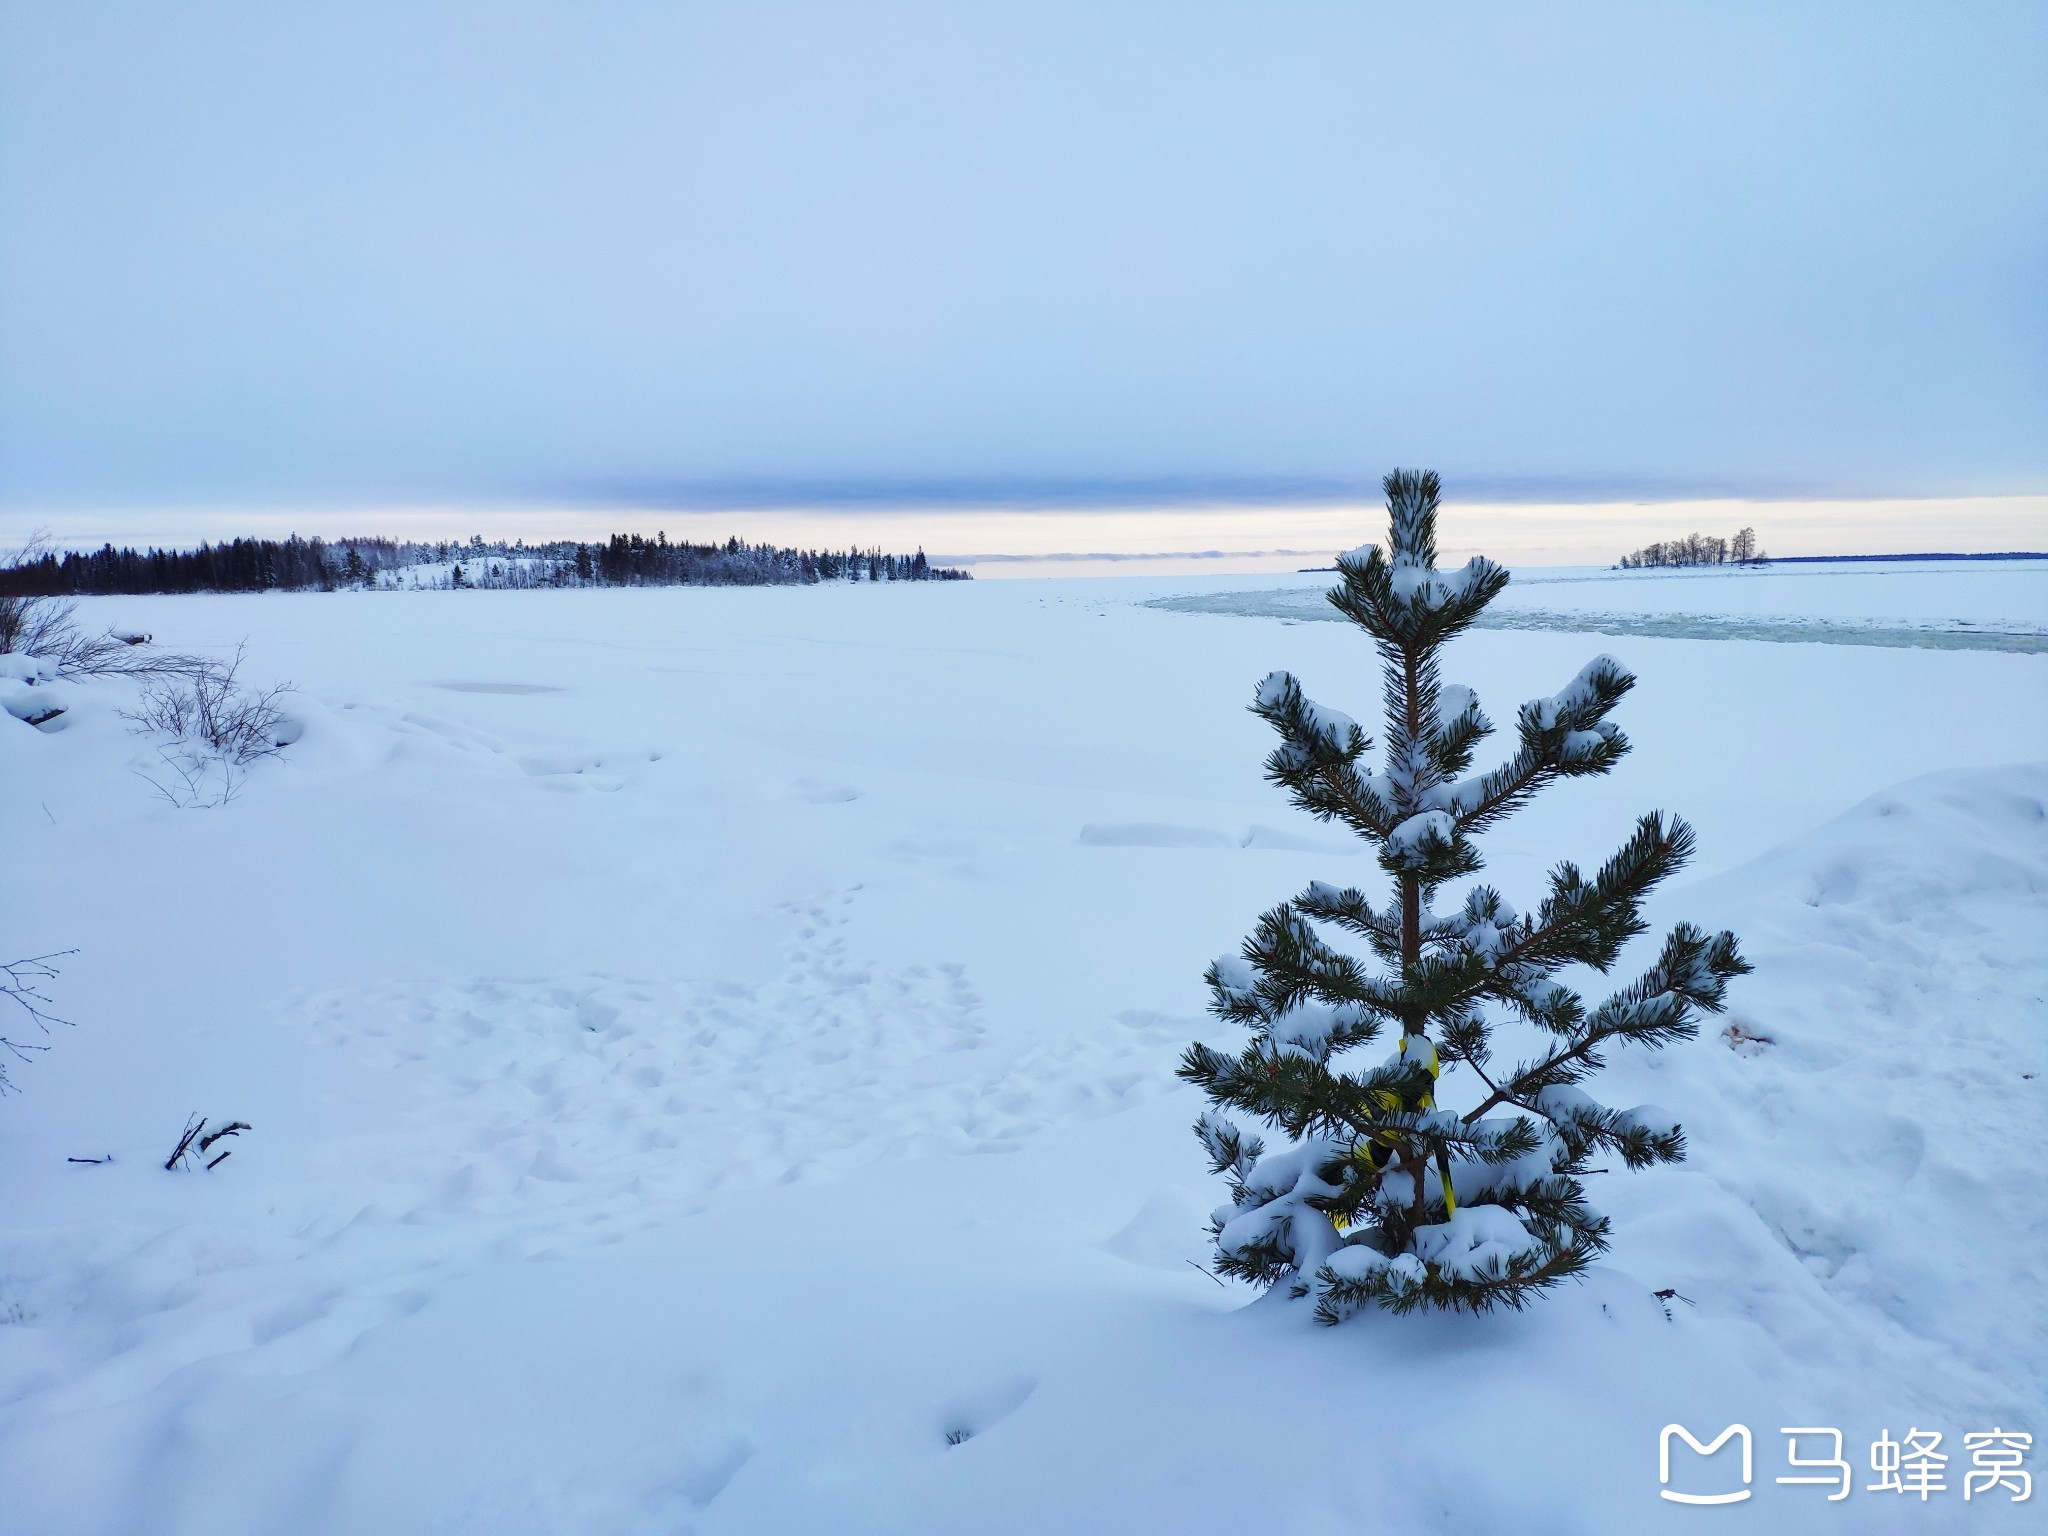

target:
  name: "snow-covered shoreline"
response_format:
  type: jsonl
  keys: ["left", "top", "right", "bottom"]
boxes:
{"left": 3, "top": 570, "right": 2044, "bottom": 1532}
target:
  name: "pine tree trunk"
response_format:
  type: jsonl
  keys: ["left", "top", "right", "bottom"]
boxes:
{"left": 1400, "top": 874, "right": 1420, "bottom": 1022}
{"left": 1400, "top": 648, "right": 1423, "bottom": 1033}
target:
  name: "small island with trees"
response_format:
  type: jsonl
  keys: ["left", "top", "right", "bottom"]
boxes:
{"left": 1616, "top": 527, "right": 1766, "bottom": 570}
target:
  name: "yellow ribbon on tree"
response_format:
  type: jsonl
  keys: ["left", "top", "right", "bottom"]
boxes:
{"left": 1336, "top": 1032, "right": 1457, "bottom": 1227}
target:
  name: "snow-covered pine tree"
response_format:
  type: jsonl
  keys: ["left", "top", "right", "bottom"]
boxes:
{"left": 1179, "top": 470, "right": 1749, "bottom": 1319}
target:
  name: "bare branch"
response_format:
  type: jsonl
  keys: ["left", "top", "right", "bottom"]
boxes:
{"left": 0, "top": 950, "right": 76, "bottom": 1093}
{"left": 165, "top": 1115, "right": 250, "bottom": 1171}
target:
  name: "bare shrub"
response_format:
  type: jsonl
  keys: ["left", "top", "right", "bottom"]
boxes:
{"left": 6, "top": 535, "right": 296, "bottom": 806}
{"left": 118, "top": 645, "right": 297, "bottom": 806}
{"left": 2, "top": 592, "right": 73, "bottom": 661}
{"left": 3, "top": 596, "right": 209, "bottom": 679}
{"left": 0, "top": 590, "right": 47, "bottom": 656}
{"left": 2, "top": 535, "right": 208, "bottom": 679}
{"left": 1, "top": 951, "right": 75, "bottom": 1095}
{"left": 123, "top": 645, "right": 294, "bottom": 765}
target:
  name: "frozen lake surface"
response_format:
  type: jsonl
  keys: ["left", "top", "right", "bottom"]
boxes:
{"left": 2, "top": 568, "right": 2045, "bottom": 1534}
{"left": 1153, "top": 557, "right": 2048, "bottom": 650}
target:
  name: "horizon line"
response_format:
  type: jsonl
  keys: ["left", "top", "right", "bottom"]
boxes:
{"left": 9, "top": 492, "right": 2043, "bottom": 575}
{"left": 9, "top": 480, "right": 2048, "bottom": 518}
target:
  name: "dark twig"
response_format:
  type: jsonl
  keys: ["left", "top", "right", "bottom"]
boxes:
{"left": 1653, "top": 1286, "right": 1696, "bottom": 1321}
{"left": 198, "top": 1120, "right": 249, "bottom": 1155}
{"left": 165, "top": 1115, "right": 251, "bottom": 1171}
{"left": 164, "top": 1114, "right": 207, "bottom": 1170}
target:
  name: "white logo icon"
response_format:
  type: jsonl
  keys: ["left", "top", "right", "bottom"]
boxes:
{"left": 1660, "top": 1423, "right": 1753, "bottom": 1505}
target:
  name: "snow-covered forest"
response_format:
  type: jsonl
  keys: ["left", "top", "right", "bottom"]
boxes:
{"left": 0, "top": 533, "right": 967, "bottom": 596}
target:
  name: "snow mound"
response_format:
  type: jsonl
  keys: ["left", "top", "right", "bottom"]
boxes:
{"left": 1634, "top": 762, "right": 2048, "bottom": 1409}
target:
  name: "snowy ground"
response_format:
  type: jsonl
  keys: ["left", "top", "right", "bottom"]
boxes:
{"left": 2, "top": 562, "right": 2045, "bottom": 1533}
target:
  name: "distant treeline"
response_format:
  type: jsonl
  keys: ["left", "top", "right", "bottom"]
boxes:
{"left": 0, "top": 533, "right": 970, "bottom": 596}
{"left": 1616, "top": 527, "right": 1767, "bottom": 570}
{"left": 1763, "top": 550, "right": 2046, "bottom": 564}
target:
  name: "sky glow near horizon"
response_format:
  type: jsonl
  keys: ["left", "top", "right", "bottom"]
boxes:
{"left": 1, "top": 1, "right": 2044, "bottom": 559}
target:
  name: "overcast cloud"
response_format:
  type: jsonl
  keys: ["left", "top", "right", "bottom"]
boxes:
{"left": 1, "top": 1, "right": 2042, "bottom": 515}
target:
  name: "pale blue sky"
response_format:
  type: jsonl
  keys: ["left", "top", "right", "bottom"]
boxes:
{"left": 2, "top": 1, "right": 2043, "bottom": 530}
